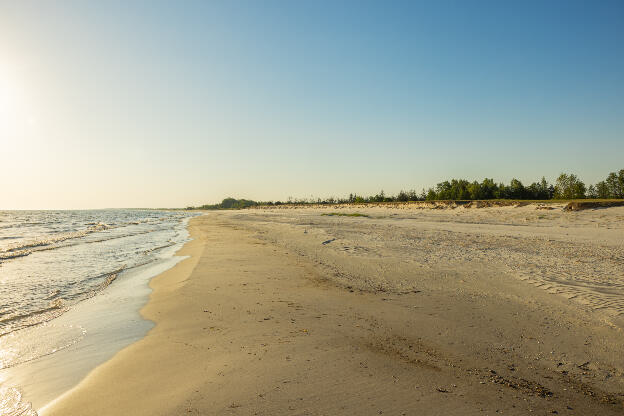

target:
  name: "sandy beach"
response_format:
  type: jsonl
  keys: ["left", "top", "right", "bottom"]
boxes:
{"left": 43, "top": 205, "right": 624, "bottom": 415}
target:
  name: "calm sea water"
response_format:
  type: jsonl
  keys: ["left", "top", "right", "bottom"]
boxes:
{"left": 0, "top": 209, "right": 197, "bottom": 415}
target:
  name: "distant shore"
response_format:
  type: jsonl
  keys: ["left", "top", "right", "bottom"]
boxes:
{"left": 44, "top": 206, "right": 624, "bottom": 415}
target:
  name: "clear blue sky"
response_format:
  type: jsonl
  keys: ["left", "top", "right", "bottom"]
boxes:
{"left": 1, "top": 0, "right": 622, "bottom": 208}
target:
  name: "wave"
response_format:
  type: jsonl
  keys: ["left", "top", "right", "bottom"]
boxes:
{"left": 0, "top": 218, "right": 177, "bottom": 265}
{"left": 44, "top": 289, "right": 61, "bottom": 300}
{"left": 142, "top": 240, "right": 176, "bottom": 254}
{"left": 0, "top": 265, "right": 128, "bottom": 339}
{"left": 0, "top": 301, "right": 68, "bottom": 338}
{"left": 0, "top": 222, "right": 160, "bottom": 264}
{"left": 82, "top": 266, "right": 125, "bottom": 284}
{"left": 0, "top": 301, "right": 65, "bottom": 326}
{"left": 0, "top": 250, "right": 32, "bottom": 261}
{"left": 82, "top": 229, "right": 153, "bottom": 245}
{"left": 0, "top": 222, "right": 111, "bottom": 256}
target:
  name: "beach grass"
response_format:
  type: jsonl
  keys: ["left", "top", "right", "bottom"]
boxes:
{"left": 321, "top": 212, "right": 369, "bottom": 217}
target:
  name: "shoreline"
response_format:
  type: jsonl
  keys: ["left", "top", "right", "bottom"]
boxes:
{"left": 42, "top": 210, "right": 624, "bottom": 415}
{"left": 40, "top": 215, "right": 206, "bottom": 414}
{"left": 0, "top": 214, "right": 194, "bottom": 415}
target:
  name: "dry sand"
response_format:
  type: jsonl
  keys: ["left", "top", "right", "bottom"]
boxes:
{"left": 43, "top": 205, "right": 624, "bottom": 415}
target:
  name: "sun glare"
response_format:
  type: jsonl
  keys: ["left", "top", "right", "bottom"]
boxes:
{"left": 0, "top": 63, "right": 36, "bottom": 140}
{"left": 0, "top": 63, "right": 40, "bottom": 163}
{"left": 0, "top": 67, "right": 19, "bottom": 132}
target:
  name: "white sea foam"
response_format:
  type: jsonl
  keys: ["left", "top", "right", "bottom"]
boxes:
{"left": 0, "top": 386, "right": 37, "bottom": 416}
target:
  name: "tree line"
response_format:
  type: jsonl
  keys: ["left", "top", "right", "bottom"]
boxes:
{"left": 187, "top": 197, "right": 259, "bottom": 210}
{"left": 187, "top": 169, "right": 623, "bottom": 209}
{"left": 416, "top": 169, "right": 624, "bottom": 201}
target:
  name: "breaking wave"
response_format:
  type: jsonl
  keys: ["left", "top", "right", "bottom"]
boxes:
{"left": 0, "top": 223, "right": 112, "bottom": 263}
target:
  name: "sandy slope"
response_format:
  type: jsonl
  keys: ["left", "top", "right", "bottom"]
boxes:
{"left": 43, "top": 207, "right": 624, "bottom": 415}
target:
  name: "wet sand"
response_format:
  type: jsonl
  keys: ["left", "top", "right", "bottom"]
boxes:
{"left": 43, "top": 206, "right": 624, "bottom": 415}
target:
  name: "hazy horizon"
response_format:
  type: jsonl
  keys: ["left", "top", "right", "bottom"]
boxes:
{"left": 1, "top": 1, "right": 623, "bottom": 209}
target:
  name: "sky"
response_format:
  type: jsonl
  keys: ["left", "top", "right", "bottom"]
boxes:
{"left": 0, "top": 0, "right": 623, "bottom": 209}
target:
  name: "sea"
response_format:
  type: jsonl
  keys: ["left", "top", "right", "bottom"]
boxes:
{"left": 0, "top": 209, "right": 198, "bottom": 415}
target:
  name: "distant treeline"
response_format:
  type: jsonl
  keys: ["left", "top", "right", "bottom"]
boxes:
{"left": 187, "top": 197, "right": 259, "bottom": 210}
{"left": 187, "top": 169, "right": 624, "bottom": 209}
{"left": 423, "top": 169, "right": 624, "bottom": 201}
